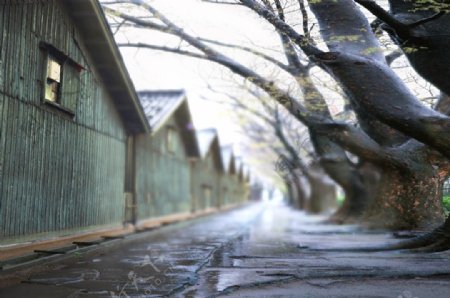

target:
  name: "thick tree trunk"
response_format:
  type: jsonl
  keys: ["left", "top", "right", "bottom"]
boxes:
{"left": 361, "top": 166, "right": 446, "bottom": 230}
{"left": 308, "top": 0, "right": 450, "bottom": 159}
{"left": 309, "top": 132, "right": 372, "bottom": 221}
{"left": 386, "top": 1, "right": 450, "bottom": 95}
{"left": 292, "top": 173, "right": 307, "bottom": 210}
{"left": 307, "top": 169, "right": 337, "bottom": 214}
{"left": 285, "top": 179, "right": 296, "bottom": 206}
{"left": 329, "top": 162, "right": 379, "bottom": 223}
{"left": 306, "top": 163, "right": 337, "bottom": 214}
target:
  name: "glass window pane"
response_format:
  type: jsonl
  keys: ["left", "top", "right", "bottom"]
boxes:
{"left": 47, "top": 58, "right": 61, "bottom": 82}
{"left": 45, "top": 80, "right": 59, "bottom": 102}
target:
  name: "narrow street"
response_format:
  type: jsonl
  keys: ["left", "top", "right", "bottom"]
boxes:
{"left": 1, "top": 202, "right": 450, "bottom": 297}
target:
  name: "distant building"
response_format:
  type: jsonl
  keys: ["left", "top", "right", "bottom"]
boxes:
{"left": 191, "top": 129, "right": 225, "bottom": 213}
{"left": 220, "top": 145, "right": 237, "bottom": 207}
{"left": 134, "top": 90, "right": 199, "bottom": 224}
{"left": 234, "top": 156, "right": 250, "bottom": 204}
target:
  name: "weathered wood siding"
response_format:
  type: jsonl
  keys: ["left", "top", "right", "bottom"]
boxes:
{"left": 219, "top": 172, "right": 249, "bottom": 208}
{"left": 219, "top": 174, "right": 237, "bottom": 207}
{"left": 135, "top": 116, "right": 191, "bottom": 220}
{"left": 190, "top": 151, "right": 221, "bottom": 212}
{"left": 0, "top": 1, "right": 127, "bottom": 243}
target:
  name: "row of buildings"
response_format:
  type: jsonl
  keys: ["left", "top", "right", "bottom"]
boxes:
{"left": 0, "top": 0, "right": 250, "bottom": 245}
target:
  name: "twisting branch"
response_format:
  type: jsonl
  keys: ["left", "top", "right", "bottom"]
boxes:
{"left": 355, "top": 0, "right": 446, "bottom": 41}
{"left": 354, "top": 0, "right": 411, "bottom": 40}
{"left": 118, "top": 43, "right": 208, "bottom": 60}
{"left": 103, "top": 0, "right": 411, "bottom": 169}
{"left": 297, "top": 0, "right": 311, "bottom": 40}
{"left": 238, "top": 0, "right": 322, "bottom": 57}
{"left": 273, "top": 105, "right": 310, "bottom": 175}
{"left": 101, "top": 0, "right": 131, "bottom": 4}
{"left": 408, "top": 11, "right": 445, "bottom": 28}
{"left": 273, "top": 0, "right": 307, "bottom": 71}
{"left": 385, "top": 50, "right": 403, "bottom": 66}
{"left": 198, "top": 37, "right": 292, "bottom": 73}
{"left": 202, "top": 0, "right": 243, "bottom": 5}
{"left": 103, "top": 2, "right": 314, "bottom": 122}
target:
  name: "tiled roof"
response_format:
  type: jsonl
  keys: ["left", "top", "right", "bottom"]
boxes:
{"left": 138, "top": 90, "right": 186, "bottom": 133}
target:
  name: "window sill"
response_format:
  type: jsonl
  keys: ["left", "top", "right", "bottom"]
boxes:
{"left": 43, "top": 100, "right": 75, "bottom": 118}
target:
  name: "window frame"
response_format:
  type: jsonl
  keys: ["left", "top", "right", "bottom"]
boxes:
{"left": 40, "top": 42, "right": 83, "bottom": 117}
{"left": 44, "top": 53, "right": 64, "bottom": 105}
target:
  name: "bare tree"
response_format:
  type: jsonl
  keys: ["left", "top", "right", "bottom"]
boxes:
{"left": 102, "top": 0, "right": 450, "bottom": 251}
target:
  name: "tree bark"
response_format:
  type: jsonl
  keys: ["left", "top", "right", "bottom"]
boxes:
{"left": 361, "top": 166, "right": 445, "bottom": 230}
{"left": 285, "top": 179, "right": 296, "bottom": 206}
{"left": 307, "top": 0, "right": 450, "bottom": 229}
{"left": 306, "top": 164, "right": 337, "bottom": 214}
{"left": 382, "top": 1, "right": 450, "bottom": 95}
{"left": 328, "top": 161, "right": 379, "bottom": 223}
{"left": 292, "top": 173, "right": 307, "bottom": 210}
{"left": 308, "top": 0, "right": 450, "bottom": 158}
{"left": 361, "top": 140, "right": 449, "bottom": 230}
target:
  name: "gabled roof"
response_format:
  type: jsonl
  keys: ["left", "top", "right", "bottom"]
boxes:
{"left": 196, "top": 128, "right": 218, "bottom": 159}
{"left": 63, "top": 0, "right": 150, "bottom": 134}
{"left": 138, "top": 90, "right": 186, "bottom": 133}
{"left": 196, "top": 128, "right": 225, "bottom": 172}
{"left": 138, "top": 89, "right": 200, "bottom": 158}
{"left": 221, "top": 145, "right": 236, "bottom": 175}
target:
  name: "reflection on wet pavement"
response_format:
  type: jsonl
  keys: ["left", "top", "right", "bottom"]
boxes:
{"left": 1, "top": 202, "right": 450, "bottom": 297}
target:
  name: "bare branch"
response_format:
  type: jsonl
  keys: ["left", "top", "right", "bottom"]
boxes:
{"left": 198, "top": 37, "right": 292, "bottom": 73}
{"left": 385, "top": 50, "right": 403, "bottom": 66}
{"left": 238, "top": 0, "right": 322, "bottom": 57}
{"left": 106, "top": 0, "right": 410, "bottom": 168}
{"left": 202, "top": 0, "right": 243, "bottom": 5}
{"left": 118, "top": 42, "right": 208, "bottom": 60}
{"left": 297, "top": 0, "right": 311, "bottom": 39}
{"left": 354, "top": 0, "right": 411, "bottom": 40}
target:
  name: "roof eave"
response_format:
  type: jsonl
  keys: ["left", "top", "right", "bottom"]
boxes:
{"left": 63, "top": 0, "right": 150, "bottom": 135}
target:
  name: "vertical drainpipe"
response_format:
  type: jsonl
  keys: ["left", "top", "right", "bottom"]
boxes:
{"left": 124, "top": 135, "right": 137, "bottom": 226}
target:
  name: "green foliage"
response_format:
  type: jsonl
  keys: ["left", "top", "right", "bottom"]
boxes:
{"left": 336, "top": 194, "right": 345, "bottom": 206}
{"left": 443, "top": 195, "right": 450, "bottom": 215}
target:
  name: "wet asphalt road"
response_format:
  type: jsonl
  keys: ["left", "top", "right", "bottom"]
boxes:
{"left": 1, "top": 202, "right": 450, "bottom": 297}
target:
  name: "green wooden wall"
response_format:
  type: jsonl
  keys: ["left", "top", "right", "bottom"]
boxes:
{"left": 219, "top": 173, "right": 248, "bottom": 207}
{"left": 135, "top": 116, "right": 191, "bottom": 221}
{"left": 0, "top": 1, "right": 127, "bottom": 243}
{"left": 190, "top": 149, "right": 222, "bottom": 212}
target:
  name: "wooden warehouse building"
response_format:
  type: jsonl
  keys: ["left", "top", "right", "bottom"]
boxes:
{"left": 0, "top": 0, "right": 150, "bottom": 244}
{"left": 191, "top": 129, "right": 225, "bottom": 213}
{"left": 134, "top": 90, "right": 200, "bottom": 226}
{"left": 220, "top": 145, "right": 241, "bottom": 208}
{"left": 0, "top": 0, "right": 250, "bottom": 257}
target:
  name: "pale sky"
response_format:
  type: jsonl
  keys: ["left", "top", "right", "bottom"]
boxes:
{"left": 112, "top": 0, "right": 294, "bottom": 186}
{"left": 114, "top": 0, "right": 282, "bottom": 144}
{"left": 110, "top": 0, "right": 438, "bottom": 187}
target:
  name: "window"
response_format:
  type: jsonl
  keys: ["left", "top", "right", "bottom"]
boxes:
{"left": 45, "top": 56, "right": 62, "bottom": 102}
{"left": 167, "top": 127, "right": 176, "bottom": 153}
{"left": 41, "top": 42, "right": 82, "bottom": 115}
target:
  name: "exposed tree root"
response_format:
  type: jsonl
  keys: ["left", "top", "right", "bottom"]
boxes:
{"left": 305, "top": 225, "right": 450, "bottom": 253}
{"left": 387, "top": 226, "right": 447, "bottom": 251}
